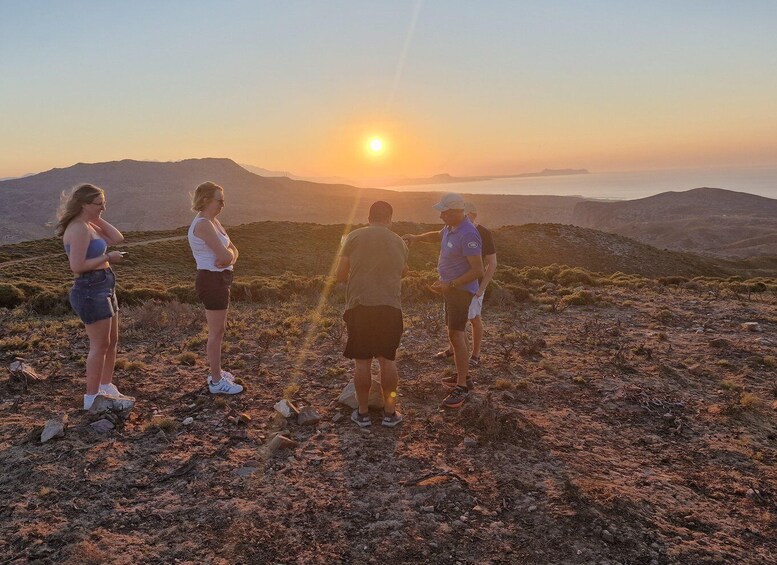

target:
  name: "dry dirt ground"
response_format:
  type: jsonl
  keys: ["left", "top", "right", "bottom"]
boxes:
{"left": 1, "top": 285, "right": 775, "bottom": 564}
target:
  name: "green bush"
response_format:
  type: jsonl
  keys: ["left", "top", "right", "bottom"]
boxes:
{"left": 168, "top": 284, "right": 197, "bottom": 303}
{"left": 556, "top": 267, "right": 595, "bottom": 287}
{"left": 561, "top": 289, "right": 597, "bottom": 306}
{"left": 28, "top": 290, "right": 71, "bottom": 316}
{"left": 658, "top": 276, "right": 689, "bottom": 286}
{"left": 119, "top": 287, "right": 172, "bottom": 306}
{"left": 0, "top": 284, "right": 25, "bottom": 308}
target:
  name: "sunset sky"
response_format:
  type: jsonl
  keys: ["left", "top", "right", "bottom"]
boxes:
{"left": 2, "top": 0, "right": 777, "bottom": 183}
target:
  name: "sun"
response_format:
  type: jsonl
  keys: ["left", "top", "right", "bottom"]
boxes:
{"left": 369, "top": 137, "right": 384, "bottom": 153}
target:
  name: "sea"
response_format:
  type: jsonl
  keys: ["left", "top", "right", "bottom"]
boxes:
{"left": 391, "top": 166, "right": 777, "bottom": 200}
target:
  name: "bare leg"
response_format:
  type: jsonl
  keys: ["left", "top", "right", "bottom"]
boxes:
{"left": 377, "top": 357, "right": 399, "bottom": 415}
{"left": 449, "top": 329, "right": 469, "bottom": 387}
{"left": 84, "top": 318, "right": 112, "bottom": 395}
{"left": 205, "top": 309, "right": 228, "bottom": 382}
{"left": 470, "top": 315, "right": 483, "bottom": 358}
{"left": 100, "top": 313, "right": 119, "bottom": 385}
{"left": 354, "top": 359, "right": 372, "bottom": 414}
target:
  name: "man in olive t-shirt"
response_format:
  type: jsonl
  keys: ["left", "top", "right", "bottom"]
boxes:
{"left": 336, "top": 201, "right": 408, "bottom": 428}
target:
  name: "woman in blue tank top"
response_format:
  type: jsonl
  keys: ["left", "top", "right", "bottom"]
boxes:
{"left": 57, "top": 184, "right": 129, "bottom": 410}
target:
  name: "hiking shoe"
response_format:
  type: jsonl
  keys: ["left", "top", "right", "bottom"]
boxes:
{"left": 469, "top": 355, "right": 481, "bottom": 367}
{"left": 208, "top": 376, "right": 243, "bottom": 395}
{"left": 381, "top": 411, "right": 404, "bottom": 427}
{"left": 351, "top": 410, "right": 372, "bottom": 428}
{"left": 441, "top": 375, "right": 474, "bottom": 389}
{"left": 433, "top": 349, "right": 454, "bottom": 360}
{"left": 442, "top": 385, "right": 469, "bottom": 409}
{"left": 99, "top": 383, "right": 130, "bottom": 398}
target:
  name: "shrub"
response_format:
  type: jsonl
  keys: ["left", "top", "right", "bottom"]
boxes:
{"left": 0, "top": 284, "right": 25, "bottom": 308}
{"left": 27, "top": 290, "right": 71, "bottom": 316}
{"left": 561, "top": 290, "right": 597, "bottom": 306}
{"left": 557, "top": 268, "right": 595, "bottom": 287}
{"left": 177, "top": 352, "right": 197, "bottom": 366}
{"left": 658, "top": 276, "right": 689, "bottom": 286}
{"left": 119, "top": 287, "right": 171, "bottom": 306}
{"left": 168, "top": 284, "right": 197, "bottom": 303}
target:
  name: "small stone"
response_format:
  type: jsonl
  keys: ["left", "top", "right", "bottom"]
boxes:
{"left": 527, "top": 505, "right": 537, "bottom": 512}
{"left": 238, "top": 412, "right": 252, "bottom": 424}
{"left": 274, "top": 399, "right": 299, "bottom": 418}
{"left": 709, "top": 338, "right": 730, "bottom": 348}
{"left": 266, "top": 434, "right": 297, "bottom": 455}
{"left": 234, "top": 466, "right": 259, "bottom": 477}
{"left": 745, "top": 488, "right": 757, "bottom": 499}
{"left": 182, "top": 417, "right": 194, "bottom": 426}
{"left": 337, "top": 380, "right": 385, "bottom": 410}
{"left": 687, "top": 364, "right": 704, "bottom": 376}
{"left": 501, "top": 391, "right": 516, "bottom": 401}
{"left": 89, "top": 418, "right": 115, "bottom": 434}
{"left": 244, "top": 459, "right": 261, "bottom": 467}
{"left": 10, "top": 358, "right": 45, "bottom": 381}
{"left": 463, "top": 437, "right": 478, "bottom": 448}
{"left": 41, "top": 415, "right": 68, "bottom": 443}
{"left": 421, "top": 505, "right": 435, "bottom": 513}
{"left": 662, "top": 412, "right": 674, "bottom": 421}
{"left": 297, "top": 406, "right": 321, "bottom": 426}
{"left": 332, "top": 413, "right": 345, "bottom": 423}
{"left": 741, "top": 322, "right": 762, "bottom": 332}
{"left": 601, "top": 529, "right": 615, "bottom": 543}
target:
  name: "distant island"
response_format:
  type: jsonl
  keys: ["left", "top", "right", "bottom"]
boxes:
{"left": 391, "top": 168, "right": 589, "bottom": 186}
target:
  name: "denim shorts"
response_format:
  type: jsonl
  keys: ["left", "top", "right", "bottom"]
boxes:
{"left": 69, "top": 268, "right": 119, "bottom": 325}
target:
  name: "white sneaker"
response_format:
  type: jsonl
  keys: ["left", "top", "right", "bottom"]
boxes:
{"left": 207, "top": 370, "right": 235, "bottom": 385}
{"left": 99, "top": 383, "right": 130, "bottom": 398}
{"left": 84, "top": 393, "right": 98, "bottom": 410}
{"left": 208, "top": 377, "right": 243, "bottom": 395}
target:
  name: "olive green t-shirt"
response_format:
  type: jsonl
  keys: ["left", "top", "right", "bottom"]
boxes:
{"left": 341, "top": 224, "right": 408, "bottom": 311}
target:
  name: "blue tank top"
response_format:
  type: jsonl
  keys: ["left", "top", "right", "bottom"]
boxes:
{"left": 65, "top": 237, "right": 108, "bottom": 259}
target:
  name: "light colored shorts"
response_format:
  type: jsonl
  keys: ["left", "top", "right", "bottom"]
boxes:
{"left": 468, "top": 294, "right": 484, "bottom": 320}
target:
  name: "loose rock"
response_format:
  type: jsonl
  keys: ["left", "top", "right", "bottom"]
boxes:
{"left": 41, "top": 415, "right": 68, "bottom": 443}
{"left": 182, "top": 417, "right": 194, "bottom": 426}
{"left": 89, "top": 394, "right": 136, "bottom": 416}
{"left": 89, "top": 418, "right": 115, "bottom": 434}
{"left": 337, "top": 380, "right": 385, "bottom": 410}
{"left": 10, "top": 358, "right": 45, "bottom": 382}
{"left": 297, "top": 406, "right": 321, "bottom": 426}
{"left": 274, "top": 399, "right": 299, "bottom": 418}
{"left": 463, "top": 437, "right": 478, "bottom": 448}
{"left": 741, "top": 322, "right": 762, "bottom": 332}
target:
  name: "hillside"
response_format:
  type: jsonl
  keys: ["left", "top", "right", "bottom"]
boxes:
{"left": 1, "top": 251, "right": 776, "bottom": 563}
{"left": 571, "top": 187, "right": 777, "bottom": 258}
{"left": 0, "top": 159, "right": 582, "bottom": 244}
{"left": 2, "top": 221, "right": 773, "bottom": 309}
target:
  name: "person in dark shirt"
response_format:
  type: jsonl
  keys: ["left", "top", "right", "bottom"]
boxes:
{"left": 464, "top": 202, "right": 497, "bottom": 366}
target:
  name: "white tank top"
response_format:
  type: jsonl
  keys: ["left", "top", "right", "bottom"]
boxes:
{"left": 188, "top": 216, "right": 234, "bottom": 272}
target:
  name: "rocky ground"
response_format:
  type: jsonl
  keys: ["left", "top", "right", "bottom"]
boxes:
{"left": 0, "top": 284, "right": 775, "bottom": 564}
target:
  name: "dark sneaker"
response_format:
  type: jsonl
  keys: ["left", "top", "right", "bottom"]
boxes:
{"left": 351, "top": 410, "right": 372, "bottom": 428}
{"left": 441, "top": 375, "right": 474, "bottom": 389}
{"left": 442, "top": 385, "right": 469, "bottom": 409}
{"left": 433, "top": 349, "right": 454, "bottom": 360}
{"left": 469, "top": 355, "right": 481, "bottom": 367}
{"left": 381, "top": 411, "right": 404, "bottom": 427}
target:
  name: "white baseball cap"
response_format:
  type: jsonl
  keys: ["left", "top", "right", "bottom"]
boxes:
{"left": 432, "top": 193, "right": 466, "bottom": 212}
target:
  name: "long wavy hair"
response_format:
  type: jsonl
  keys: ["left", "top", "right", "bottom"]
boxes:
{"left": 55, "top": 184, "right": 104, "bottom": 237}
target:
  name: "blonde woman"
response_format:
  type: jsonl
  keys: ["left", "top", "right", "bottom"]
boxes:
{"left": 188, "top": 182, "right": 243, "bottom": 394}
{"left": 57, "top": 184, "right": 128, "bottom": 410}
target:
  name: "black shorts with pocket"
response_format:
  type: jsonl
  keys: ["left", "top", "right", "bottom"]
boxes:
{"left": 195, "top": 269, "right": 233, "bottom": 310}
{"left": 343, "top": 305, "right": 403, "bottom": 361}
{"left": 443, "top": 288, "right": 474, "bottom": 332}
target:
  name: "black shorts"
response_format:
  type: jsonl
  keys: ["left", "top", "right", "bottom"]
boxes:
{"left": 195, "top": 269, "right": 233, "bottom": 310}
{"left": 343, "top": 305, "right": 403, "bottom": 361}
{"left": 443, "top": 288, "right": 473, "bottom": 332}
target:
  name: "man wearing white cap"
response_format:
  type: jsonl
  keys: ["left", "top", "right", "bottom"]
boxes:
{"left": 403, "top": 193, "right": 484, "bottom": 409}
